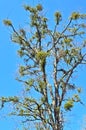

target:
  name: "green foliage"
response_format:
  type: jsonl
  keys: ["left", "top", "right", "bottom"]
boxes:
{"left": 24, "top": 4, "right": 43, "bottom": 12}
{"left": 8, "top": 96, "right": 19, "bottom": 102}
{"left": 70, "top": 12, "right": 80, "bottom": 20}
{"left": 36, "top": 4, "right": 43, "bottom": 11}
{"left": 72, "top": 94, "right": 80, "bottom": 102}
{"left": 36, "top": 51, "right": 50, "bottom": 71}
{"left": 19, "top": 29, "right": 26, "bottom": 37}
{"left": 12, "top": 33, "right": 23, "bottom": 44}
{"left": 0, "top": 96, "right": 19, "bottom": 109}
{"left": 23, "top": 5, "right": 31, "bottom": 11}
{"left": 17, "top": 50, "right": 24, "bottom": 57}
{"left": 54, "top": 11, "right": 62, "bottom": 24}
{"left": 37, "top": 80, "right": 46, "bottom": 94}
{"left": 3, "top": 19, "right": 12, "bottom": 26}
{"left": 64, "top": 38, "right": 73, "bottom": 43}
{"left": 2, "top": 3, "right": 86, "bottom": 130}
{"left": 19, "top": 109, "right": 24, "bottom": 116}
{"left": 64, "top": 99, "right": 74, "bottom": 111}
{"left": 77, "top": 88, "right": 82, "bottom": 93}
{"left": 64, "top": 94, "right": 81, "bottom": 111}
{"left": 26, "top": 79, "right": 34, "bottom": 86}
{"left": 1, "top": 97, "right": 8, "bottom": 102}
{"left": 70, "top": 12, "right": 86, "bottom": 20}
{"left": 19, "top": 66, "right": 25, "bottom": 76}
{"left": 25, "top": 79, "right": 34, "bottom": 91}
{"left": 36, "top": 51, "right": 50, "bottom": 61}
{"left": 24, "top": 5, "right": 36, "bottom": 12}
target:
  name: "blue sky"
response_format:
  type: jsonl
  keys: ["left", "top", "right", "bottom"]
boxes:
{"left": 0, "top": 0, "right": 86, "bottom": 130}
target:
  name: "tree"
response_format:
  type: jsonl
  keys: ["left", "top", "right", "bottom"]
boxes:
{"left": 1, "top": 3, "right": 86, "bottom": 130}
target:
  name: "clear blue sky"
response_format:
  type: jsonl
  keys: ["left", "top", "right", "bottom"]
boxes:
{"left": 0, "top": 0, "right": 86, "bottom": 130}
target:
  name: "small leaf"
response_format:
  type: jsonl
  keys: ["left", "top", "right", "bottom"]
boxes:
{"left": 73, "top": 94, "right": 80, "bottom": 102}
{"left": 9, "top": 96, "right": 19, "bottom": 102}
{"left": 77, "top": 88, "right": 82, "bottom": 93}
{"left": 64, "top": 100, "right": 74, "bottom": 111}
{"left": 3, "top": 19, "right": 12, "bottom": 26}
{"left": 36, "top": 4, "right": 43, "bottom": 11}
{"left": 17, "top": 50, "right": 24, "bottom": 57}
{"left": 55, "top": 12, "right": 61, "bottom": 19}
{"left": 54, "top": 11, "right": 62, "bottom": 24}
{"left": 64, "top": 38, "right": 72, "bottom": 43}
{"left": 70, "top": 12, "right": 80, "bottom": 20}
{"left": 23, "top": 5, "right": 31, "bottom": 11}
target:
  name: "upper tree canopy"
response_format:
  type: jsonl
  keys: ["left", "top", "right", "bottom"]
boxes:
{"left": 1, "top": 3, "right": 86, "bottom": 130}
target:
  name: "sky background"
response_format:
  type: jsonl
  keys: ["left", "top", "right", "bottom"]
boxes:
{"left": 0, "top": 0, "right": 86, "bottom": 130}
